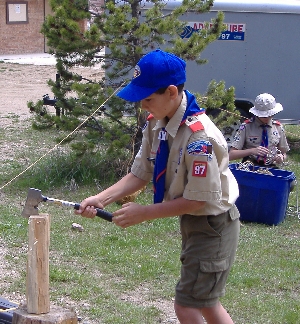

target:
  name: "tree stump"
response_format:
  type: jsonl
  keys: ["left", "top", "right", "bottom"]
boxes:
{"left": 12, "top": 304, "right": 78, "bottom": 324}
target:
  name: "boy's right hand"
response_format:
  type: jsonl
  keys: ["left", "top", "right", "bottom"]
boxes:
{"left": 74, "top": 195, "right": 104, "bottom": 218}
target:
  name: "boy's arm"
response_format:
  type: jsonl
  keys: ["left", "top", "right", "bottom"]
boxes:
{"left": 229, "top": 146, "right": 270, "bottom": 161}
{"left": 75, "top": 172, "right": 149, "bottom": 218}
{"left": 113, "top": 197, "right": 205, "bottom": 228}
{"left": 97, "top": 172, "right": 148, "bottom": 207}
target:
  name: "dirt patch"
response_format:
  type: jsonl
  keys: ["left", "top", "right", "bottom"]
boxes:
{"left": 0, "top": 62, "right": 103, "bottom": 125}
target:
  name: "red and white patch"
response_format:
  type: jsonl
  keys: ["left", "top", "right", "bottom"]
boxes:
{"left": 192, "top": 161, "right": 207, "bottom": 177}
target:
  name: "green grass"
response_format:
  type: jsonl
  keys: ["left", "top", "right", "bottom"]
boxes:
{"left": 0, "top": 117, "right": 300, "bottom": 323}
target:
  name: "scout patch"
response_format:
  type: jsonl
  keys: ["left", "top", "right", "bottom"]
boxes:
{"left": 192, "top": 161, "right": 207, "bottom": 177}
{"left": 187, "top": 140, "right": 212, "bottom": 155}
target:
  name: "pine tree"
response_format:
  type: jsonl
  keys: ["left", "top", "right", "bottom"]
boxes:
{"left": 28, "top": 0, "right": 240, "bottom": 176}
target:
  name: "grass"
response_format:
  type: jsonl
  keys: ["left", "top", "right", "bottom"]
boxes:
{"left": 0, "top": 116, "right": 300, "bottom": 323}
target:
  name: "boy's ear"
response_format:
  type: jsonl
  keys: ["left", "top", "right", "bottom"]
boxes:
{"left": 167, "top": 85, "right": 179, "bottom": 99}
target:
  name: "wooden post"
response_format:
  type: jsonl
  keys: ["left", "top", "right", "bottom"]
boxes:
{"left": 12, "top": 213, "right": 78, "bottom": 323}
{"left": 26, "top": 214, "right": 50, "bottom": 314}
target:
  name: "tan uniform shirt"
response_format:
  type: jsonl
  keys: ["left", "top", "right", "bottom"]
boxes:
{"left": 131, "top": 91, "right": 239, "bottom": 216}
{"left": 230, "top": 117, "right": 290, "bottom": 159}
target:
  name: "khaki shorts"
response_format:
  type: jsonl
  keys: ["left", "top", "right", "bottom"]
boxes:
{"left": 175, "top": 206, "right": 240, "bottom": 308}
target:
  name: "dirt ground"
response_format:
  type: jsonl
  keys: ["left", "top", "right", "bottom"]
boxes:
{"left": 0, "top": 61, "right": 179, "bottom": 323}
{"left": 0, "top": 62, "right": 103, "bottom": 124}
{"left": 0, "top": 64, "right": 53, "bottom": 120}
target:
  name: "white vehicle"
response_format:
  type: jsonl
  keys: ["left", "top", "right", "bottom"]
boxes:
{"left": 154, "top": 0, "right": 300, "bottom": 123}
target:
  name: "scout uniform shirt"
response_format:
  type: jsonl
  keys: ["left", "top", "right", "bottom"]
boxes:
{"left": 131, "top": 90, "right": 239, "bottom": 216}
{"left": 230, "top": 117, "right": 290, "bottom": 160}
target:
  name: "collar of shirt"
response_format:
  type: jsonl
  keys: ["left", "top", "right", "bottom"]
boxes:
{"left": 153, "top": 91, "right": 187, "bottom": 138}
{"left": 254, "top": 116, "right": 273, "bottom": 127}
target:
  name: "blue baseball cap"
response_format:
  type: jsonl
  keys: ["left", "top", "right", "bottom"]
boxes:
{"left": 117, "top": 49, "right": 186, "bottom": 102}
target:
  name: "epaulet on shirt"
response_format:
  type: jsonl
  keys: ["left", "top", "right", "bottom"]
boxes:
{"left": 244, "top": 118, "right": 252, "bottom": 124}
{"left": 147, "top": 113, "right": 204, "bottom": 132}
{"left": 273, "top": 120, "right": 281, "bottom": 126}
{"left": 185, "top": 118, "right": 204, "bottom": 133}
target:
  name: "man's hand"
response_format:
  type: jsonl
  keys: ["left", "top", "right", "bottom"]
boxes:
{"left": 113, "top": 202, "right": 147, "bottom": 228}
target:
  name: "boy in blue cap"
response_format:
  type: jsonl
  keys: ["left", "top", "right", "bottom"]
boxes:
{"left": 76, "top": 49, "right": 240, "bottom": 324}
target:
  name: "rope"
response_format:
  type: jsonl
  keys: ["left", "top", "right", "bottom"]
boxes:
{"left": 0, "top": 82, "right": 125, "bottom": 191}
{"left": 236, "top": 161, "right": 274, "bottom": 175}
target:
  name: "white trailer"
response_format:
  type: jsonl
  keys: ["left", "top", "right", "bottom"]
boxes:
{"left": 155, "top": 0, "right": 300, "bottom": 122}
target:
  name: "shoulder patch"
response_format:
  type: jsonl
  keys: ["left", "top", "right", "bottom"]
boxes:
{"left": 147, "top": 114, "right": 154, "bottom": 121}
{"left": 273, "top": 120, "right": 281, "bottom": 126}
{"left": 184, "top": 115, "right": 204, "bottom": 133}
{"left": 192, "top": 161, "right": 208, "bottom": 177}
{"left": 187, "top": 140, "right": 212, "bottom": 155}
{"left": 189, "top": 121, "right": 204, "bottom": 132}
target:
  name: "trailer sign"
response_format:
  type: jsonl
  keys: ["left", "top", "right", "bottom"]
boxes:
{"left": 180, "top": 22, "right": 245, "bottom": 41}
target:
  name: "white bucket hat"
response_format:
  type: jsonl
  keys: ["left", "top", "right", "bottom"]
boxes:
{"left": 249, "top": 93, "right": 283, "bottom": 117}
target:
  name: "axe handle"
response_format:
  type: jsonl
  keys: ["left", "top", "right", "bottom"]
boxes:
{"left": 43, "top": 197, "right": 113, "bottom": 222}
{"left": 74, "top": 204, "right": 113, "bottom": 222}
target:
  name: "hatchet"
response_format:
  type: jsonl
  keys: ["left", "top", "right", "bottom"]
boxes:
{"left": 22, "top": 188, "right": 113, "bottom": 222}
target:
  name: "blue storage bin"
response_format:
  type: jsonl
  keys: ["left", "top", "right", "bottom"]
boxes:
{"left": 229, "top": 163, "right": 296, "bottom": 225}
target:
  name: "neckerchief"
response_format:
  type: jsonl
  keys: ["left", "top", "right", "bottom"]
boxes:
{"left": 257, "top": 124, "right": 269, "bottom": 164}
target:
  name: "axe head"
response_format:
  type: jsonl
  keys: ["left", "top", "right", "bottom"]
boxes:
{"left": 22, "top": 188, "right": 44, "bottom": 218}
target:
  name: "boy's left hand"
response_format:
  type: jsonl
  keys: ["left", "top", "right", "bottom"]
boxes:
{"left": 113, "top": 202, "right": 147, "bottom": 228}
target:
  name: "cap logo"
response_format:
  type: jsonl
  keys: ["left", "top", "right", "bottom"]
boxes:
{"left": 133, "top": 65, "right": 141, "bottom": 79}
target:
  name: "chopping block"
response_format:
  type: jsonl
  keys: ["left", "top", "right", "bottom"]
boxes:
{"left": 12, "top": 304, "right": 78, "bottom": 324}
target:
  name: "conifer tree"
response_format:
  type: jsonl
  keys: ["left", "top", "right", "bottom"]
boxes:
{"left": 28, "top": 0, "right": 239, "bottom": 175}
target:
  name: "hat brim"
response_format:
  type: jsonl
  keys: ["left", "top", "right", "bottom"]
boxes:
{"left": 249, "top": 103, "right": 283, "bottom": 117}
{"left": 117, "top": 82, "right": 160, "bottom": 102}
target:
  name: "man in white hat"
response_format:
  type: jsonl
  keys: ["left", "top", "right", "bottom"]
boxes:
{"left": 229, "top": 93, "right": 290, "bottom": 166}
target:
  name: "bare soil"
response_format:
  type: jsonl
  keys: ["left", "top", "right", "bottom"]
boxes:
{"left": 0, "top": 63, "right": 103, "bottom": 124}
{"left": 0, "top": 62, "right": 179, "bottom": 323}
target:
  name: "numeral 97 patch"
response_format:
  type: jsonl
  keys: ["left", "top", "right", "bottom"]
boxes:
{"left": 192, "top": 161, "right": 207, "bottom": 177}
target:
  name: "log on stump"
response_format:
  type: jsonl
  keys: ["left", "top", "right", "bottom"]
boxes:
{"left": 27, "top": 214, "right": 50, "bottom": 314}
{"left": 12, "top": 304, "right": 78, "bottom": 324}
